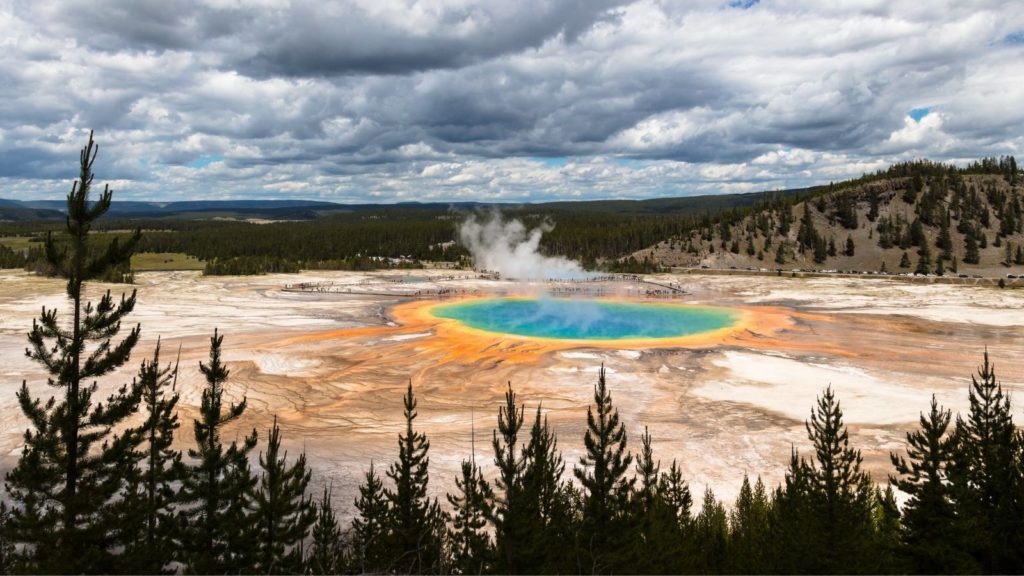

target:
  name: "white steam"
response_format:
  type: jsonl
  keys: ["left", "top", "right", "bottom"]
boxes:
{"left": 458, "top": 212, "right": 592, "bottom": 280}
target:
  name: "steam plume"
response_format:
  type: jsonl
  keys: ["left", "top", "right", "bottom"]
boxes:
{"left": 458, "top": 212, "right": 592, "bottom": 280}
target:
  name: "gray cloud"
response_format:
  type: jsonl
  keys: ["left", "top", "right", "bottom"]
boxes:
{"left": 1, "top": 0, "right": 1023, "bottom": 202}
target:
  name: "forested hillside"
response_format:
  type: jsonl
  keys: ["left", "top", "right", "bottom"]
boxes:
{"left": 3, "top": 157, "right": 1021, "bottom": 278}
{"left": 638, "top": 158, "right": 1024, "bottom": 277}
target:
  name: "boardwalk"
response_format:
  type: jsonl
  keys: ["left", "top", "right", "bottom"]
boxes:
{"left": 283, "top": 273, "right": 689, "bottom": 299}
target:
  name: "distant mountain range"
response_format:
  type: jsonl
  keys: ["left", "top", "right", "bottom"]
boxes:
{"left": 0, "top": 188, "right": 811, "bottom": 222}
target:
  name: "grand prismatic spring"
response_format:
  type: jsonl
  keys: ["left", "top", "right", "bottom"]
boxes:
{"left": 1, "top": 269, "right": 1023, "bottom": 516}
{"left": 431, "top": 298, "right": 740, "bottom": 341}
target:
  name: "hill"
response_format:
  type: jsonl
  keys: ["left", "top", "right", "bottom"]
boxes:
{"left": 634, "top": 157, "right": 1024, "bottom": 278}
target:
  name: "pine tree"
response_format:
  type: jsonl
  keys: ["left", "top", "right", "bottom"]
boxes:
{"left": 658, "top": 460, "right": 693, "bottom": 528}
{"left": 177, "top": 330, "right": 259, "bottom": 574}
{"left": 937, "top": 211, "right": 954, "bottom": 259}
{"left": 633, "top": 427, "right": 659, "bottom": 518}
{"left": 446, "top": 459, "right": 494, "bottom": 575}
{"left": 626, "top": 427, "right": 660, "bottom": 571}
{"left": 814, "top": 237, "right": 828, "bottom": 263}
{"left": 868, "top": 191, "right": 880, "bottom": 221}
{"left": 692, "top": 487, "right": 728, "bottom": 573}
{"left": 520, "top": 406, "right": 572, "bottom": 573}
{"left": 490, "top": 382, "right": 527, "bottom": 573}
{"left": 904, "top": 180, "right": 919, "bottom": 204}
{"left": 351, "top": 462, "right": 388, "bottom": 573}
{"left": 114, "top": 340, "right": 183, "bottom": 574}
{"left": 775, "top": 242, "right": 786, "bottom": 264}
{"left": 4, "top": 131, "right": 142, "bottom": 574}
{"left": 383, "top": 382, "right": 444, "bottom": 574}
{"left": 797, "top": 204, "right": 818, "bottom": 252}
{"left": 728, "top": 475, "right": 772, "bottom": 574}
{"left": 307, "top": 486, "right": 345, "bottom": 575}
{"left": 916, "top": 242, "right": 933, "bottom": 274}
{"left": 771, "top": 449, "right": 815, "bottom": 573}
{"left": 573, "top": 365, "right": 634, "bottom": 572}
{"left": 964, "top": 234, "right": 980, "bottom": 264}
{"left": 900, "top": 251, "right": 912, "bottom": 268}
{"left": 645, "top": 460, "right": 692, "bottom": 574}
{"left": 890, "top": 395, "right": 973, "bottom": 573}
{"left": 254, "top": 416, "right": 316, "bottom": 574}
{"left": 779, "top": 203, "right": 794, "bottom": 236}
{"left": 845, "top": 235, "right": 855, "bottom": 257}
{"left": 872, "top": 485, "right": 902, "bottom": 573}
{"left": 798, "top": 387, "right": 878, "bottom": 573}
{"left": 910, "top": 218, "right": 926, "bottom": 247}
{"left": 948, "top": 351, "right": 1023, "bottom": 573}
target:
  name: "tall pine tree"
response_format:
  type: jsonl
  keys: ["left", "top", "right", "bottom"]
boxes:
{"left": 177, "top": 330, "right": 259, "bottom": 574}
{"left": 573, "top": 365, "right": 634, "bottom": 573}
{"left": 520, "top": 405, "right": 574, "bottom": 573}
{"left": 5, "top": 131, "right": 142, "bottom": 574}
{"left": 692, "top": 487, "right": 728, "bottom": 573}
{"left": 728, "top": 475, "right": 772, "bottom": 574}
{"left": 446, "top": 458, "right": 494, "bottom": 575}
{"left": 948, "top": 351, "right": 1023, "bottom": 573}
{"left": 890, "top": 395, "right": 974, "bottom": 573}
{"left": 351, "top": 462, "right": 389, "bottom": 574}
{"left": 307, "top": 486, "right": 345, "bottom": 575}
{"left": 114, "top": 340, "right": 183, "bottom": 574}
{"left": 383, "top": 382, "right": 445, "bottom": 574}
{"left": 490, "top": 382, "right": 527, "bottom": 573}
{"left": 253, "top": 416, "right": 316, "bottom": 574}
{"left": 804, "top": 386, "right": 878, "bottom": 573}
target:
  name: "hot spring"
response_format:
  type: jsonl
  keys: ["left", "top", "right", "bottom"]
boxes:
{"left": 431, "top": 297, "right": 740, "bottom": 341}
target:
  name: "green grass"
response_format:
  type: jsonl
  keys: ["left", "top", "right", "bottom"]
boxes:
{"left": 130, "top": 252, "right": 204, "bottom": 271}
{"left": 0, "top": 236, "right": 38, "bottom": 252}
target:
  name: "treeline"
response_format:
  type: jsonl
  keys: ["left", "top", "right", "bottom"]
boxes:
{"left": 4, "top": 155, "right": 1022, "bottom": 277}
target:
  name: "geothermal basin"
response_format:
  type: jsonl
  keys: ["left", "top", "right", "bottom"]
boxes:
{"left": 1, "top": 269, "right": 1023, "bottom": 519}
{"left": 431, "top": 297, "right": 740, "bottom": 341}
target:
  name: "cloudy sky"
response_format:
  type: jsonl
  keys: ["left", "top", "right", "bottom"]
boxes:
{"left": 2, "top": 0, "right": 1023, "bottom": 203}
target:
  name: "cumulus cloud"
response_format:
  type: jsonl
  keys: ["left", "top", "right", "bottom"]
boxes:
{"left": 1, "top": 0, "right": 1023, "bottom": 201}
{"left": 879, "top": 112, "right": 954, "bottom": 154}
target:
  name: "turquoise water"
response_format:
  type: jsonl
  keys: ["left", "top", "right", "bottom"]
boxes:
{"left": 432, "top": 298, "right": 738, "bottom": 340}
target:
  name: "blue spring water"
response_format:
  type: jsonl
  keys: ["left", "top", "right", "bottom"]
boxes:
{"left": 432, "top": 297, "right": 738, "bottom": 340}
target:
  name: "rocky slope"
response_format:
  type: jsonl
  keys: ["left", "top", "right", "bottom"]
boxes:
{"left": 636, "top": 160, "right": 1024, "bottom": 278}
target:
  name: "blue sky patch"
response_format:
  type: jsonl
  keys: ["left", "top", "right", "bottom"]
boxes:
{"left": 728, "top": 0, "right": 759, "bottom": 9}
{"left": 189, "top": 154, "right": 223, "bottom": 168}
{"left": 1005, "top": 31, "right": 1024, "bottom": 44}
{"left": 908, "top": 108, "right": 930, "bottom": 122}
